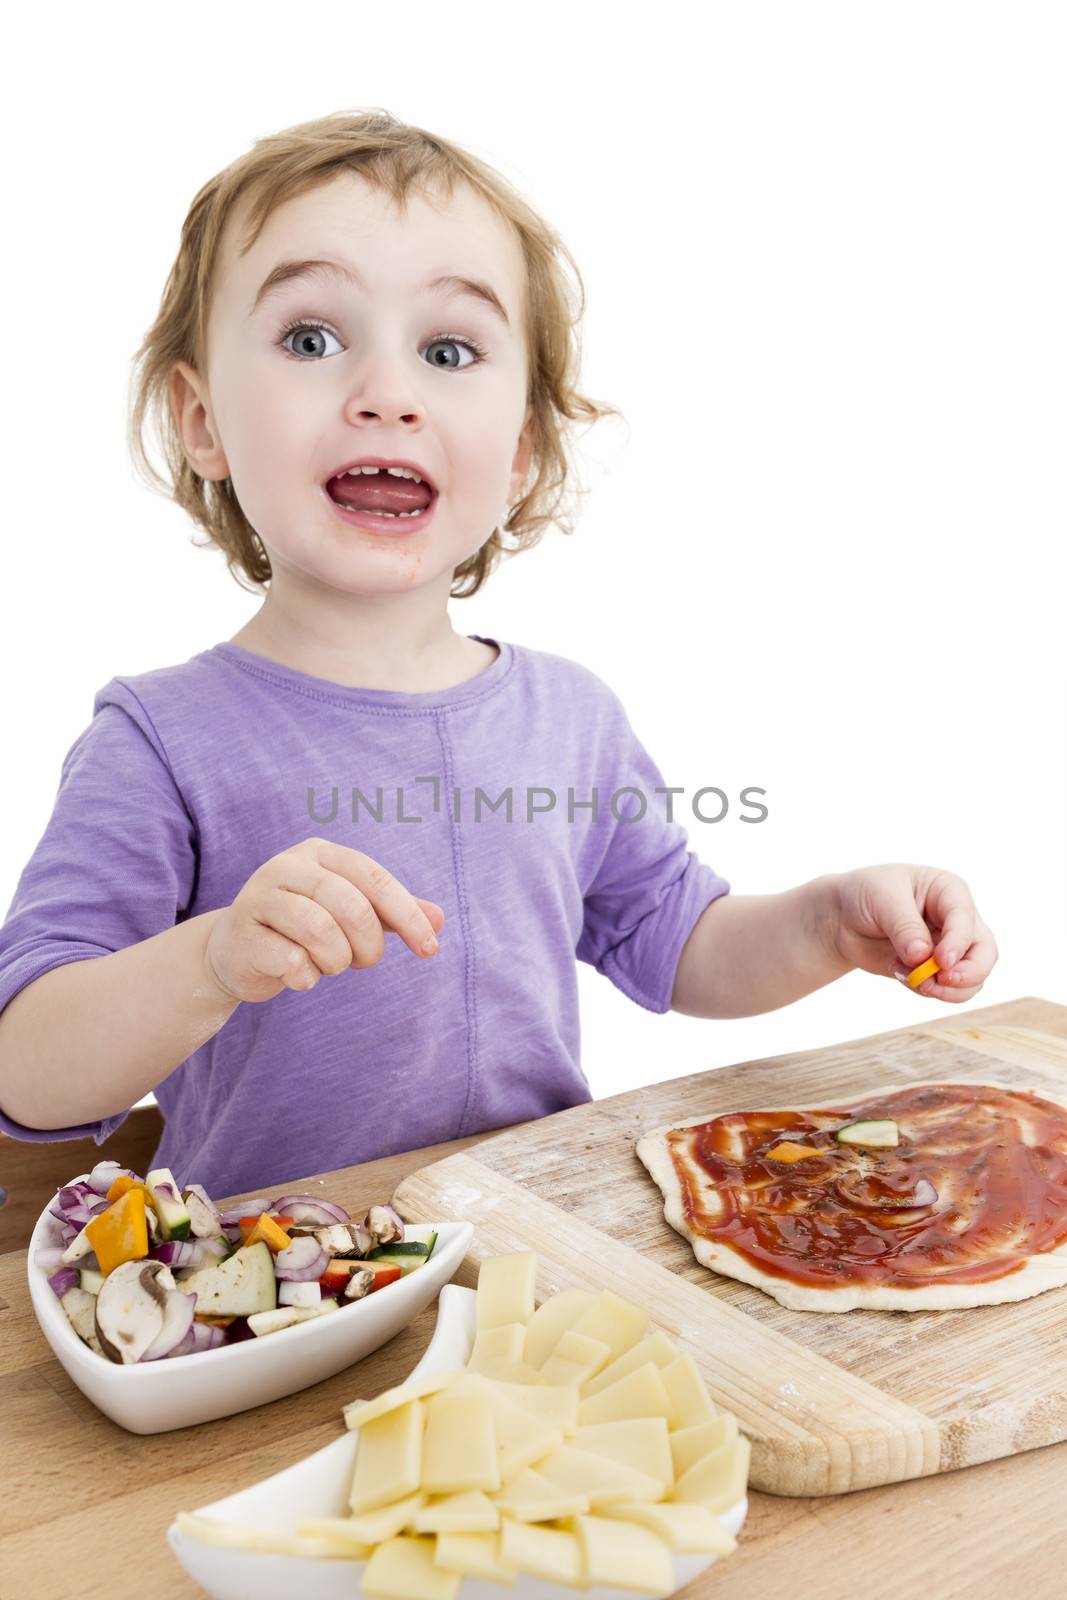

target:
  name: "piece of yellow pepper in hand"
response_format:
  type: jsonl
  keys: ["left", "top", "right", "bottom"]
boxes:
{"left": 85, "top": 1186, "right": 150, "bottom": 1276}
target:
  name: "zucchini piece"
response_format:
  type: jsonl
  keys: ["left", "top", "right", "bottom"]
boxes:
{"left": 835, "top": 1119, "right": 899, "bottom": 1148}
{"left": 146, "top": 1168, "right": 193, "bottom": 1241}
{"left": 365, "top": 1251, "right": 428, "bottom": 1275}
{"left": 401, "top": 1226, "right": 438, "bottom": 1258}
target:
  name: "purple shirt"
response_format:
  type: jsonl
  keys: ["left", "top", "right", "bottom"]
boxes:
{"left": 0, "top": 636, "right": 729, "bottom": 1195}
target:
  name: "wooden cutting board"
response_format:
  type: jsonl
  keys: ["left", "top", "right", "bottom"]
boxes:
{"left": 391, "top": 1008, "right": 1067, "bottom": 1498}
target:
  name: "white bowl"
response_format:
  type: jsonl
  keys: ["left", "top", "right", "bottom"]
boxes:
{"left": 26, "top": 1181, "right": 473, "bottom": 1434}
{"left": 167, "top": 1283, "right": 748, "bottom": 1600}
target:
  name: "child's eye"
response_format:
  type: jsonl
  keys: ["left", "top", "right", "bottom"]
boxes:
{"left": 275, "top": 317, "right": 487, "bottom": 370}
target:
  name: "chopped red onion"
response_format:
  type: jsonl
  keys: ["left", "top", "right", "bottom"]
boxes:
{"left": 51, "top": 1182, "right": 99, "bottom": 1221}
{"left": 194, "top": 1236, "right": 230, "bottom": 1263}
{"left": 150, "top": 1241, "right": 199, "bottom": 1269}
{"left": 184, "top": 1183, "right": 221, "bottom": 1218}
{"left": 273, "top": 1195, "right": 350, "bottom": 1226}
{"left": 912, "top": 1179, "right": 939, "bottom": 1207}
{"left": 35, "top": 1246, "right": 67, "bottom": 1273}
{"left": 217, "top": 1198, "right": 274, "bottom": 1227}
{"left": 48, "top": 1266, "right": 82, "bottom": 1299}
{"left": 274, "top": 1235, "right": 329, "bottom": 1281}
{"left": 85, "top": 1162, "right": 134, "bottom": 1196}
{"left": 167, "top": 1322, "right": 226, "bottom": 1357}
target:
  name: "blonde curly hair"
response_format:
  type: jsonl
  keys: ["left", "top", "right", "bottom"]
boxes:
{"left": 127, "top": 107, "right": 623, "bottom": 599}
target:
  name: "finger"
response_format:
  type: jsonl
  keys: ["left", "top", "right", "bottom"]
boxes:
{"left": 259, "top": 885, "right": 371, "bottom": 973}
{"left": 932, "top": 930, "right": 998, "bottom": 988}
{"left": 913, "top": 973, "right": 985, "bottom": 1003}
{"left": 383, "top": 898, "right": 446, "bottom": 940}
{"left": 281, "top": 941, "right": 324, "bottom": 991}
{"left": 312, "top": 842, "right": 442, "bottom": 957}
{"left": 247, "top": 924, "right": 324, "bottom": 991}
{"left": 923, "top": 873, "right": 977, "bottom": 972}
{"left": 882, "top": 896, "right": 936, "bottom": 967}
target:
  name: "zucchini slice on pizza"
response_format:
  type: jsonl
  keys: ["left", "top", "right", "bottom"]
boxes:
{"left": 636, "top": 1080, "right": 1067, "bottom": 1312}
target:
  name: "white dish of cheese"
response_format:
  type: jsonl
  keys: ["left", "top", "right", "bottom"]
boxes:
{"left": 167, "top": 1268, "right": 748, "bottom": 1599}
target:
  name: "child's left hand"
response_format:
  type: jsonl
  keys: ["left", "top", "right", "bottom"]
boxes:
{"left": 829, "top": 864, "right": 998, "bottom": 1002}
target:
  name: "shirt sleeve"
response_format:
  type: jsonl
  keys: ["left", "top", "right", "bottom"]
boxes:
{"left": 0, "top": 683, "right": 198, "bottom": 1145}
{"left": 576, "top": 695, "right": 730, "bottom": 1013}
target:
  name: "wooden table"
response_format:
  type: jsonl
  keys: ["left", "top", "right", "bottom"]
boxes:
{"left": 2, "top": 995, "right": 1066, "bottom": 1598}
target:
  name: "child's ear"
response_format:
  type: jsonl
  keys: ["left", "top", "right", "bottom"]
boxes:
{"left": 170, "top": 360, "right": 230, "bottom": 482}
{"left": 508, "top": 409, "right": 535, "bottom": 500}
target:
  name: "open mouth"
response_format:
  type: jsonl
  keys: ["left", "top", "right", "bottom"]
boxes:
{"left": 325, "top": 466, "right": 437, "bottom": 522}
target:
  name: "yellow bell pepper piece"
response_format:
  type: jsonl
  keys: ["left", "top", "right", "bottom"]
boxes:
{"left": 242, "top": 1212, "right": 293, "bottom": 1253}
{"left": 105, "top": 1174, "right": 154, "bottom": 1207}
{"left": 906, "top": 955, "right": 941, "bottom": 990}
{"left": 85, "top": 1186, "right": 150, "bottom": 1276}
{"left": 766, "top": 1141, "right": 821, "bottom": 1162}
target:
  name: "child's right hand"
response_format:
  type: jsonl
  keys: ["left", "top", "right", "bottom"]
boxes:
{"left": 202, "top": 837, "right": 445, "bottom": 1004}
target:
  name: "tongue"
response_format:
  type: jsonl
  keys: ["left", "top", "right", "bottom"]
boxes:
{"left": 328, "top": 473, "right": 432, "bottom": 514}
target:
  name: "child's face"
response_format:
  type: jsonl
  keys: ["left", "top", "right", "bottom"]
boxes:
{"left": 175, "top": 172, "right": 532, "bottom": 600}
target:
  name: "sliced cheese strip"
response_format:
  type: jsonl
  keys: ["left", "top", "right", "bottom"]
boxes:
{"left": 670, "top": 1414, "right": 739, "bottom": 1478}
{"left": 411, "top": 1491, "right": 500, "bottom": 1534}
{"left": 422, "top": 1392, "right": 501, "bottom": 1493}
{"left": 434, "top": 1530, "right": 519, "bottom": 1584}
{"left": 476, "top": 1252, "right": 537, "bottom": 1330}
{"left": 294, "top": 1517, "right": 374, "bottom": 1556}
{"left": 492, "top": 1465, "right": 590, "bottom": 1522}
{"left": 611, "top": 1500, "right": 738, "bottom": 1555}
{"left": 362, "top": 1534, "right": 461, "bottom": 1600}
{"left": 345, "top": 1491, "right": 427, "bottom": 1544}
{"left": 672, "top": 1435, "right": 752, "bottom": 1514}
{"left": 485, "top": 1392, "right": 563, "bottom": 1480}
{"left": 571, "top": 1417, "right": 674, "bottom": 1495}
{"left": 534, "top": 1444, "right": 663, "bottom": 1507}
{"left": 568, "top": 1289, "right": 648, "bottom": 1363}
{"left": 468, "top": 1322, "right": 526, "bottom": 1371}
{"left": 451, "top": 1371, "right": 578, "bottom": 1436}
{"left": 523, "top": 1287, "right": 597, "bottom": 1368}
{"left": 343, "top": 1372, "right": 458, "bottom": 1432}
{"left": 499, "top": 1516, "right": 585, "bottom": 1587}
{"left": 577, "top": 1360, "right": 675, "bottom": 1428}
{"left": 462, "top": 1356, "right": 544, "bottom": 1386}
{"left": 540, "top": 1329, "right": 612, "bottom": 1386}
{"left": 174, "top": 1513, "right": 351, "bottom": 1559}
{"left": 575, "top": 1513, "right": 675, "bottom": 1594}
{"left": 349, "top": 1399, "right": 425, "bottom": 1515}
{"left": 661, "top": 1352, "right": 716, "bottom": 1429}
{"left": 580, "top": 1329, "right": 680, "bottom": 1399}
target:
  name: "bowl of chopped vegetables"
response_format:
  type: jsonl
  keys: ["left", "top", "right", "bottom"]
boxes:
{"left": 27, "top": 1159, "right": 472, "bottom": 1434}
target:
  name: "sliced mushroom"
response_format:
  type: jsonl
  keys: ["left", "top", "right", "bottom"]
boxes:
{"left": 60, "top": 1286, "right": 107, "bottom": 1354}
{"left": 312, "top": 1223, "right": 362, "bottom": 1257}
{"left": 142, "top": 1283, "right": 198, "bottom": 1360}
{"left": 343, "top": 1267, "right": 377, "bottom": 1301}
{"left": 94, "top": 1260, "right": 173, "bottom": 1364}
{"left": 183, "top": 1188, "right": 225, "bottom": 1239}
{"left": 364, "top": 1204, "right": 404, "bottom": 1247}
{"left": 347, "top": 1221, "right": 375, "bottom": 1255}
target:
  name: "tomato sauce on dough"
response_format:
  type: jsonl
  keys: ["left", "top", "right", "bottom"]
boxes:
{"left": 668, "top": 1083, "right": 1067, "bottom": 1289}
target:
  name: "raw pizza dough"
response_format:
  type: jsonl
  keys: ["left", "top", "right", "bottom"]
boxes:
{"left": 635, "top": 1079, "right": 1067, "bottom": 1312}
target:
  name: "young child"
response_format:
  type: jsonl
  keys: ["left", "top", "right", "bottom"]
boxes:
{"left": 0, "top": 110, "right": 997, "bottom": 1198}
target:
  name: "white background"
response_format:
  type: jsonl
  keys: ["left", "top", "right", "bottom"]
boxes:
{"left": 2, "top": 2, "right": 1065, "bottom": 1115}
